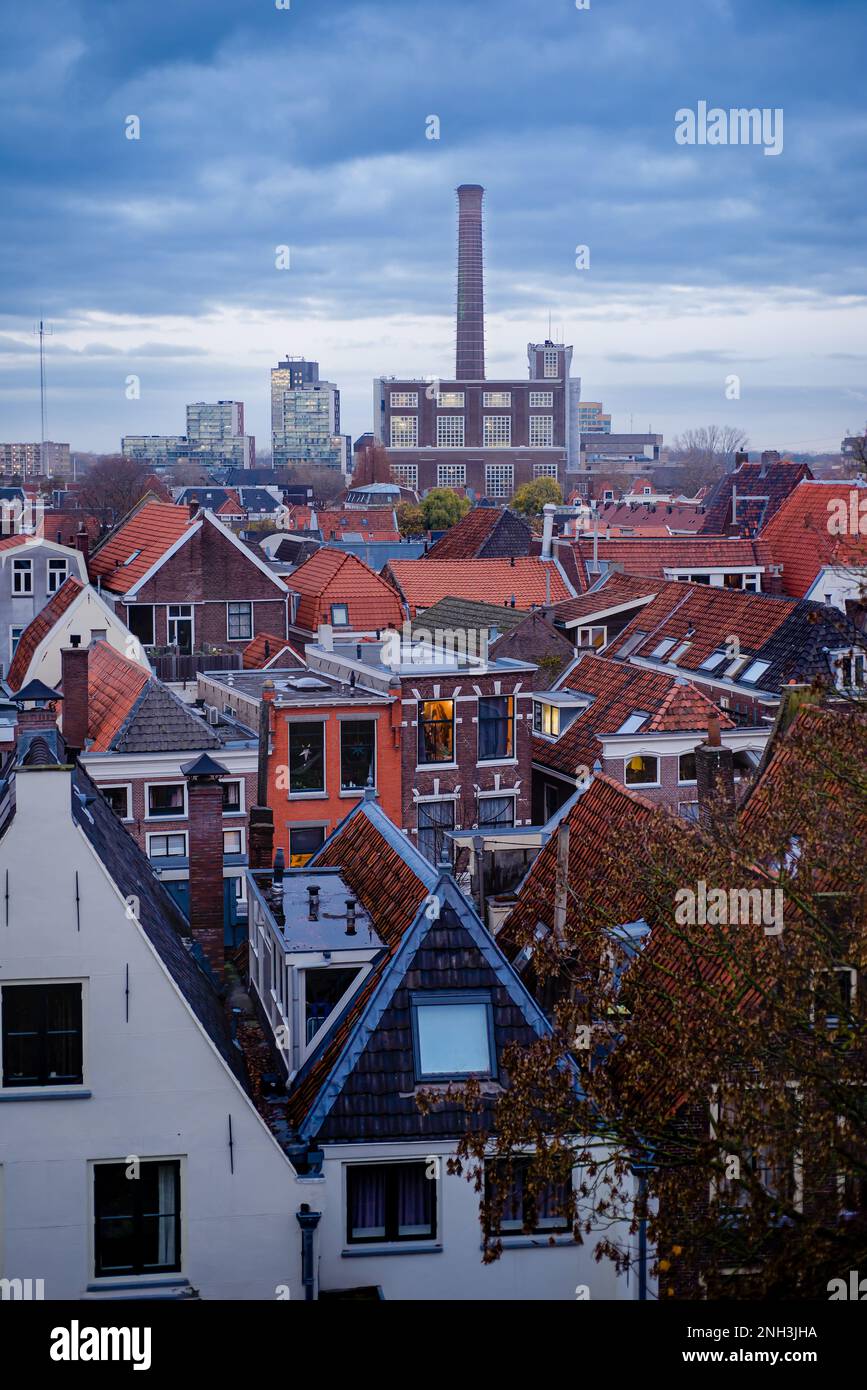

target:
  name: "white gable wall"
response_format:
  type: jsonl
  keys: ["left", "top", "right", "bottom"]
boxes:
{"left": 0, "top": 767, "right": 321, "bottom": 1300}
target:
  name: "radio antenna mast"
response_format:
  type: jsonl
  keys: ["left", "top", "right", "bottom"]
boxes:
{"left": 34, "top": 318, "right": 53, "bottom": 474}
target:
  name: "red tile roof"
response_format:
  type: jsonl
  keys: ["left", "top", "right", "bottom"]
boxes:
{"left": 6, "top": 577, "right": 85, "bottom": 690}
{"left": 574, "top": 535, "right": 770, "bottom": 580}
{"left": 86, "top": 641, "right": 150, "bottom": 752}
{"left": 533, "top": 653, "right": 733, "bottom": 776}
{"left": 316, "top": 508, "right": 399, "bottom": 542}
{"left": 242, "top": 632, "right": 305, "bottom": 670}
{"left": 606, "top": 579, "right": 797, "bottom": 672}
{"left": 384, "top": 557, "right": 572, "bottom": 615}
{"left": 551, "top": 573, "right": 659, "bottom": 625}
{"left": 39, "top": 514, "right": 101, "bottom": 547}
{"left": 423, "top": 506, "right": 533, "bottom": 560}
{"left": 758, "top": 481, "right": 867, "bottom": 597}
{"left": 589, "top": 501, "right": 706, "bottom": 535}
{"left": 288, "top": 548, "right": 405, "bottom": 633}
{"left": 89, "top": 500, "right": 191, "bottom": 594}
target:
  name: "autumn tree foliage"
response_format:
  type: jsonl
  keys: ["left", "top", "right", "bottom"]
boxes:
{"left": 446, "top": 701, "right": 867, "bottom": 1299}
{"left": 77, "top": 455, "right": 169, "bottom": 526}
{"left": 350, "top": 442, "right": 394, "bottom": 488}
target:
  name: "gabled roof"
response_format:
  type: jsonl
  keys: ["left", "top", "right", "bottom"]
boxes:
{"left": 759, "top": 480, "right": 867, "bottom": 597}
{"left": 589, "top": 501, "right": 706, "bottom": 535}
{"left": 551, "top": 572, "right": 659, "bottom": 626}
{"left": 532, "top": 654, "right": 733, "bottom": 776}
{"left": 242, "top": 632, "right": 306, "bottom": 670}
{"left": 384, "top": 557, "right": 573, "bottom": 615}
{"left": 699, "top": 459, "right": 812, "bottom": 536}
{"left": 86, "top": 641, "right": 222, "bottom": 753}
{"left": 408, "top": 594, "right": 528, "bottom": 638}
{"left": 6, "top": 576, "right": 85, "bottom": 690}
{"left": 89, "top": 499, "right": 191, "bottom": 594}
{"left": 316, "top": 508, "right": 399, "bottom": 543}
{"left": 288, "top": 547, "right": 405, "bottom": 633}
{"left": 574, "top": 535, "right": 770, "bottom": 580}
{"left": 423, "top": 507, "right": 533, "bottom": 560}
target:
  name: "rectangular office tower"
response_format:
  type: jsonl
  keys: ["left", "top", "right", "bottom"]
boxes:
{"left": 374, "top": 187, "right": 581, "bottom": 500}
{"left": 271, "top": 359, "right": 346, "bottom": 471}
{"left": 186, "top": 401, "right": 254, "bottom": 469}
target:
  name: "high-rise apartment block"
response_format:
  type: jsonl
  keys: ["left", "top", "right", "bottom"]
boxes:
{"left": 122, "top": 400, "right": 254, "bottom": 471}
{"left": 374, "top": 186, "right": 583, "bottom": 500}
{"left": 0, "top": 441, "right": 71, "bottom": 478}
{"left": 270, "top": 359, "right": 346, "bottom": 471}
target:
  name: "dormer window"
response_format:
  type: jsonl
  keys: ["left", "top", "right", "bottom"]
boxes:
{"left": 533, "top": 701, "right": 560, "bottom": 737}
{"left": 331, "top": 603, "right": 350, "bottom": 627}
{"left": 411, "top": 991, "right": 495, "bottom": 1081}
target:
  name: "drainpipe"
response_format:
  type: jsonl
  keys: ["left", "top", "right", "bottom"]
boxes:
{"left": 296, "top": 1204, "right": 322, "bottom": 1301}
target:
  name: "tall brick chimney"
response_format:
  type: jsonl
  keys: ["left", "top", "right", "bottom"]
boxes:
{"left": 182, "top": 753, "right": 229, "bottom": 979}
{"left": 61, "top": 637, "right": 89, "bottom": 755}
{"left": 248, "top": 683, "right": 276, "bottom": 869}
{"left": 694, "top": 715, "right": 735, "bottom": 825}
{"left": 456, "top": 184, "right": 485, "bottom": 380}
{"left": 74, "top": 524, "right": 90, "bottom": 564}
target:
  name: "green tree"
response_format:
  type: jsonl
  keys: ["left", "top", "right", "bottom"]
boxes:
{"left": 511, "top": 477, "right": 563, "bottom": 516}
{"left": 420, "top": 488, "right": 470, "bottom": 531}
{"left": 397, "top": 502, "right": 425, "bottom": 537}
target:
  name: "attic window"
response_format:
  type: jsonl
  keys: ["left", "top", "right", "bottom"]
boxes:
{"left": 616, "top": 712, "right": 648, "bottom": 735}
{"left": 740, "top": 659, "right": 771, "bottom": 685}
{"left": 617, "top": 630, "right": 648, "bottom": 658}
{"left": 670, "top": 640, "right": 692, "bottom": 663}
{"left": 699, "top": 650, "right": 727, "bottom": 672}
{"left": 331, "top": 604, "right": 350, "bottom": 627}
{"left": 411, "top": 992, "right": 495, "bottom": 1081}
{"left": 652, "top": 638, "right": 677, "bottom": 659}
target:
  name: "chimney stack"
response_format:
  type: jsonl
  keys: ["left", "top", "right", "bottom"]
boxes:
{"left": 456, "top": 184, "right": 485, "bottom": 380}
{"left": 182, "top": 754, "right": 230, "bottom": 979}
{"left": 74, "top": 524, "right": 90, "bottom": 563}
{"left": 541, "top": 503, "right": 556, "bottom": 561}
{"left": 694, "top": 717, "right": 736, "bottom": 825}
{"left": 14, "top": 681, "right": 62, "bottom": 741}
{"left": 60, "top": 637, "right": 89, "bottom": 755}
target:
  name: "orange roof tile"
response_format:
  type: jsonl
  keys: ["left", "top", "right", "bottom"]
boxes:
{"left": 86, "top": 641, "right": 150, "bottom": 751}
{"left": 574, "top": 535, "right": 770, "bottom": 580}
{"left": 288, "top": 548, "right": 405, "bottom": 633}
{"left": 242, "top": 632, "right": 305, "bottom": 670}
{"left": 89, "top": 500, "right": 191, "bottom": 594}
{"left": 6, "top": 577, "right": 85, "bottom": 690}
{"left": 384, "top": 557, "right": 572, "bottom": 615}
{"left": 759, "top": 480, "right": 867, "bottom": 597}
{"left": 606, "top": 580, "right": 797, "bottom": 673}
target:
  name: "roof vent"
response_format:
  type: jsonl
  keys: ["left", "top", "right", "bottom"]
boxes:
{"left": 307, "top": 884, "right": 320, "bottom": 921}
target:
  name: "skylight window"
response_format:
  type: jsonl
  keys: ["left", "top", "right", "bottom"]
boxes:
{"left": 670, "top": 641, "right": 692, "bottom": 663}
{"left": 124, "top": 549, "right": 143, "bottom": 566}
{"left": 616, "top": 712, "right": 648, "bottom": 735}
{"left": 652, "top": 638, "right": 677, "bottom": 658}
{"left": 699, "top": 650, "right": 727, "bottom": 671}
{"left": 411, "top": 992, "right": 495, "bottom": 1080}
{"left": 740, "top": 659, "right": 771, "bottom": 685}
{"left": 617, "top": 630, "right": 648, "bottom": 658}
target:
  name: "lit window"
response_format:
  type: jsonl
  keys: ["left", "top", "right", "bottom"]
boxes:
{"left": 227, "top": 602, "right": 252, "bottom": 641}
{"left": 340, "top": 719, "right": 376, "bottom": 791}
{"left": 94, "top": 1161, "right": 180, "bottom": 1277}
{"left": 390, "top": 392, "right": 418, "bottom": 408}
{"left": 288, "top": 721, "right": 326, "bottom": 793}
{"left": 533, "top": 701, "right": 560, "bottom": 737}
{"left": 437, "top": 463, "right": 466, "bottom": 488}
{"left": 577, "top": 626, "right": 606, "bottom": 650}
{"left": 625, "top": 753, "right": 658, "bottom": 786}
{"left": 483, "top": 391, "right": 512, "bottom": 408}
{"left": 411, "top": 992, "right": 495, "bottom": 1080}
{"left": 529, "top": 416, "right": 554, "bottom": 448}
{"left": 483, "top": 416, "right": 512, "bottom": 449}
{"left": 436, "top": 418, "right": 465, "bottom": 450}
{"left": 478, "top": 695, "right": 514, "bottom": 761}
{"left": 346, "top": 1162, "right": 436, "bottom": 1245}
{"left": 485, "top": 464, "right": 514, "bottom": 498}
{"left": 417, "top": 700, "right": 454, "bottom": 764}
{"left": 390, "top": 416, "right": 418, "bottom": 448}
{"left": 289, "top": 824, "right": 326, "bottom": 867}
{"left": 529, "top": 392, "right": 553, "bottom": 408}
{"left": 1, "top": 983, "right": 83, "bottom": 1088}
{"left": 436, "top": 391, "right": 465, "bottom": 408}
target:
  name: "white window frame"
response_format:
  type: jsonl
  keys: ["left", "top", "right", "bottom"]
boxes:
{"left": 9, "top": 625, "right": 25, "bottom": 661}
{"left": 146, "top": 831, "right": 188, "bottom": 859}
{"left": 99, "top": 783, "right": 133, "bottom": 821}
{"left": 391, "top": 463, "right": 418, "bottom": 489}
{"left": 483, "top": 416, "right": 512, "bottom": 449}
{"left": 390, "top": 416, "right": 418, "bottom": 448}
{"left": 624, "top": 752, "right": 660, "bottom": 788}
{"left": 12, "top": 558, "right": 33, "bottom": 595}
{"left": 144, "top": 781, "right": 188, "bottom": 822}
{"left": 227, "top": 601, "right": 253, "bottom": 642}
{"left": 436, "top": 417, "right": 466, "bottom": 450}
{"left": 390, "top": 391, "right": 418, "bottom": 408}
{"left": 543, "top": 349, "right": 559, "bottom": 379}
{"left": 529, "top": 391, "right": 554, "bottom": 408}
{"left": 529, "top": 416, "right": 554, "bottom": 448}
{"left": 331, "top": 603, "right": 350, "bottom": 627}
{"left": 533, "top": 463, "right": 558, "bottom": 479}
{"left": 485, "top": 464, "right": 514, "bottom": 499}
{"left": 47, "top": 558, "right": 69, "bottom": 594}
{"left": 436, "top": 391, "right": 465, "bottom": 408}
{"left": 482, "top": 391, "right": 512, "bottom": 408}
{"left": 167, "top": 604, "right": 195, "bottom": 649}
{"left": 437, "top": 463, "right": 467, "bottom": 488}
{"left": 222, "top": 778, "right": 245, "bottom": 816}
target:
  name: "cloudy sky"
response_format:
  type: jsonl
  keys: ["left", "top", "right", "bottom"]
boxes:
{"left": 1, "top": 0, "right": 865, "bottom": 456}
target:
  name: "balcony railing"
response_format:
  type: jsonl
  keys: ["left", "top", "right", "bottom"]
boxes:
{"left": 147, "top": 647, "right": 244, "bottom": 684}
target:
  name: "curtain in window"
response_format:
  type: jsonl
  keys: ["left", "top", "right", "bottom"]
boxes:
{"left": 349, "top": 1168, "right": 387, "bottom": 1239}
{"left": 478, "top": 697, "right": 512, "bottom": 760}
{"left": 157, "top": 1164, "right": 177, "bottom": 1266}
{"left": 477, "top": 795, "right": 515, "bottom": 830}
{"left": 45, "top": 984, "right": 82, "bottom": 1083}
{"left": 417, "top": 799, "right": 455, "bottom": 864}
{"left": 397, "top": 1165, "right": 432, "bottom": 1236}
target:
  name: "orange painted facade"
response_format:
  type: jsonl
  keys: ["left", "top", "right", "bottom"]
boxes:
{"left": 263, "top": 686, "right": 403, "bottom": 866}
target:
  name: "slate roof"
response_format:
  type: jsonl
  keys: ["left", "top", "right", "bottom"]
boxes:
{"left": 532, "top": 654, "right": 734, "bottom": 776}
{"left": 6, "top": 576, "right": 85, "bottom": 690}
{"left": 89, "top": 499, "right": 191, "bottom": 594}
{"left": 288, "top": 547, "right": 405, "bottom": 633}
{"left": 384, "top": 557, "right": 573, "bottom": 615}
{"left": 574, "top": 535, "right": 771, "bottom": 581}
{"left": 759, "top": 480, "right": 867, "bottom": 598}
{"left": 409, "top": 595, "right": 529, "bottom": 639}
{"left": 69, "top": 762, "right": 249, "bottom": 1091}
{"left": 423, "top": 507, "right": 533, "bottom": 560}
{"left": 699, "top": 460, "right": 812, "bottom": 536}
{"left": 86, "top": 641, "right": 222, "bottom": 753}
{"left": 605, "top": 581, "right": 862, "bottom": 695}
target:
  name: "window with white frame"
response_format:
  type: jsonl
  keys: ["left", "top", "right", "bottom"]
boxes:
{"left": 543, "top": 349, "right": 560, "bottom": 378}
{"left": 10, "top": 626, "right": 24, "bottom": 659}
{"left": 625, "top": 753, "right": 658, "bottom": 786}
{"left": 529, "top": 391, "right": 554, "bottom": 408}
{"left": 147, "top": 783, "right": 186, "bottom": 819}
{"left": 390, "top": 464, "right": 418, "bottom": 489}
{"left": 483, "top": 416, "right": 512, "bottom": 448}
{"left": 477, "top": 793, "right": 516, "bottom": 828}
{"left": 101, "top": 785, "right": 131, "bottom": 819}
{"left": 533, "top": 463, "right": 558, "bottom": 479}
{"left": 222, "top": 780, "right": 243, "bottom": 814}
{"left": 437, "top": 463, "right": 466, "bottom": 488}
{"left": 390, "top": 416, "right": 418, "bottom": 448}
{"left": 227, "top": 602, "right": 253, "bottom": 641}
{"left": 437, "top": 417, "right": 465, "bottom": 449}
{"left": 167, "top": 604, "right": 193, "bottom": 651}
{"left": 47, "top": 558, "right": 68, "bottom": 593}
{"left": 12, "top": 558, "right": 33, "bottom": 595}
{"left": 577, "top": 625, "right": 607, "bottom": 650}
{"left": 437, "top": 391, "right": 465, "bottom": 408}
{"left": 411, "top": 991, "right": 495, "bottom": 1080}
{"left": 390, "top": 391, "right": 418, "bottom": 407}
{"left": 346, "top": 1161, "right": 436, "bottom": 1245}
{"left": 223, "top": 828, "right": 244, "bottom": 855}
{"left": 147, "top": 832, "right": 187, "bottom": 859}
{"left": 331, "top": 603, "right": 350, "bottom": 627}
{"left": 485, "top": 464, "right": 514, "bottom": 498}
{"left": 483, "top": 391, "right": 512, "bottom": 408}
{"left": 529, "top": 415, "right": 554, "bottom": 447}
